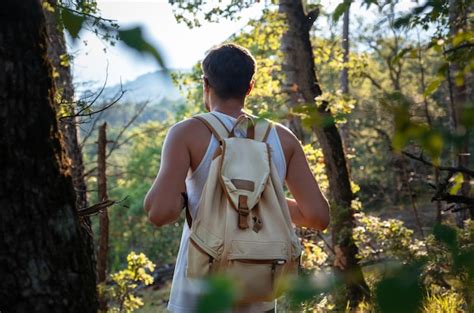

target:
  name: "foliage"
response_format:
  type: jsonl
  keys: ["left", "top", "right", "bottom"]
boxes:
{"left": 99, "top": 252, "right": 156, "bottom": 313}
{"left": 353, "top": 212, "right": 427, "bottom": 262}
{"left": 168, "top": 0, "right": 264, "bottom": 28}
{"left": 301, "top": 238, "right": 328, "bottom": 270}
{"left": 302, "top": 144, "right": 329, "bottom": 192}
{"left": 422, "top": 289, "right": 465, "bottom": 313}
{"left": 430, "top": 222, "right": 474, "bottom": 311}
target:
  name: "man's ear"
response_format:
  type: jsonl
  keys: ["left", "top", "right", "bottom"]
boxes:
{"left": 204, "top": 78, "right": 211, "bottom": 93}
{"left": 246, "top": 80, "right": 255, "bottom": 96}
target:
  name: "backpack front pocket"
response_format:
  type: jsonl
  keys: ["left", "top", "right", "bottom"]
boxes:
{"left": 225, "top": 240, "right": 292, "bottom": 304}
{"left": 227, "top": 258, "right": 286, "bottom": 304}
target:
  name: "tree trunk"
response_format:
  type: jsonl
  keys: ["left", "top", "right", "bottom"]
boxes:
{"left": 43, "top": 0, "right": 96, "bottom": 273}
{"left": 0, "top": 1, "right": 98, "bottom": 311}
{"left": 97, "top": 123, "right": 110, "bottom": 311}
{"left": 44, "top": 0, "right": 90, "bottom": 219}
{"left": 449, "top": 0, "right": 473, "bottom": 223}
{"left": 279, "top": 0, "right": 369, "bottom": 308}
{"left": 339, "top": 4, "right": 351, "bottom": 156}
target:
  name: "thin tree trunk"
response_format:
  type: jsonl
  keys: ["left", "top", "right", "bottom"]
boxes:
{"left": 279, "top": 0, "right": 369, "bottom": 308}
{"left": 339, "top": 4, "right": 351, "bottom": 156}
{"left": 417, "top": 33, "right": 443, "bottom": 223}
{"left": 449, "top": 0, "right": 472, "bottom": 223}
{"left": 97, "top": 123, "right": 109, "bottom": 311}
{"left": 0, "top": 1, "right": 97, "bottom": 311}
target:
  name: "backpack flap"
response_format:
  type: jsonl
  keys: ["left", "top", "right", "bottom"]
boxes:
{"left": 220, "top": 137, "right": 271, "bottom": 229}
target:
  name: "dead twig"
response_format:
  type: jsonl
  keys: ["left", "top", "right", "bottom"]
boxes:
{"left": 78, "top": 197, "right": 128, "bottom": 217}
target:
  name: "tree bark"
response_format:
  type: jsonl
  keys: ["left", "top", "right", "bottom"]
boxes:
{"left": 449, "top": 0, "right": 473, "bottom": 223}
{"left": 44, "top": 0, "right": 90, "bottom": 220}
{"left": 0, "top": 1, "right": 98, "bottom": 311}
{"left": 97, "top": 123, "right": 109, "bottom": 311}
{"left": 279, "top": 0, "right": 369, "bottom": 308}
{"left": 339, "top": 3, "right": 351, "bottom": 156}
{"left": 43, "top": 0, "right": 96, "bottom": 274}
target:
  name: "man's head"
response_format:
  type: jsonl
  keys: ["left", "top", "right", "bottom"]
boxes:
{"left": 202, "top": 43, "right": 256, "bottom": 109}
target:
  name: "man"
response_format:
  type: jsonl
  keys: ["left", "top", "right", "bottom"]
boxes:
{"left": 144, "top": 43, "right": 330, "bottom": 312}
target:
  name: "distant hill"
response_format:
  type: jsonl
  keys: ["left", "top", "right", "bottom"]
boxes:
{"left": 98, "top": 70, "right": 183, "bottom": 105}
{"left": 77, "top": 69, "right": 190, "bottom": 129}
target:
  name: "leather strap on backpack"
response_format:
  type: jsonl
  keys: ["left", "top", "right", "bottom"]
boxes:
{"left": 229, "top": 115, "right": 255, "bottom": 139}
{"left": 238, "top": 195, "right": 250, "bottom": 229}
{"left": 194, "top": 112, "right": 272, "bottom": 142}
{"left": 193, "top": 113, "right": 230, "bottom": 141}
{"left": 254, "top": 118, "right": 273, "bottom": 142}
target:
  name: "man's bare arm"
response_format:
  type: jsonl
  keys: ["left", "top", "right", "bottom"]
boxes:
{"left": 144, "top": 121, "right": 190, "bottom": 226}
{"left": 276, "top": 124, "right": 330, "bottom": 230}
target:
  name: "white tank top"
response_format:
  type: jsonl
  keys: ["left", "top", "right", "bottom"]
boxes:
{"left": 167, "top": 112, "right": 286, "bottom": 313}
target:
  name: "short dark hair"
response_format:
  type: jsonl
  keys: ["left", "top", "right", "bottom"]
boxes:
{"left": 202, "top": 43, "right": 256, "bottom": 100}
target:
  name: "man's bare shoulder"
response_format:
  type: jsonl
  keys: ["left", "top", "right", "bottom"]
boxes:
{"left": 167, "top": 116, "right": 210, "bottom": 142}
{"left": 273, "top": 122, "right": 300, "bottom": 148}
{"left": 272, "top": 122, "right": 300, "bottom": 164}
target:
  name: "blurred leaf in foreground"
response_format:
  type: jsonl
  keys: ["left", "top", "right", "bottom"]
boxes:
{"left": 375, "top": 261, "right": 425, "bottom": 313}
{"left": 197, "top": 276, "right": 236, "bottom": 313}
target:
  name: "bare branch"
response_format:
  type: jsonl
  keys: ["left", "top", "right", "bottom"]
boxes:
{"left": 57, "top": 4, "right": 118, "bottom": 24}
{"left": 106, "top": 101, "right": 149, "bottom": 158}
{"left": 60, "top": 62, "right": 110, "bottom": 119}
{"left": 305, "top": 8, "right": 320, "bottom": 30}
{"left": 109, "top": 126, "right": 167, "bottom": 152}
{"left": 402, "top": 150, "right": 474, "bottom": 177}
{"left": 80, "top": 110, "right": 104, "bottom": 148}
{"left": 61, "top": 86, "right": 125, "bottom": 120}
{"left": 78, "top": 197, "right": 128, "bottom": 217}
{"left": 444, "top": 43, "right": 474, "bottom": 55}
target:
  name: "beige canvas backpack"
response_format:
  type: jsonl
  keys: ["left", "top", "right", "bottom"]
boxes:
{"left": 186, "top": 112, "right": 302, "bottom": 305}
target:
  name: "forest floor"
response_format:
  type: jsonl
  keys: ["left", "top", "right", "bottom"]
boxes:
{"left": 137, "top": 282, "right": 171, "bottom": 312}
{"left": 374, "top": 199, "right": 457, "bottom": 238}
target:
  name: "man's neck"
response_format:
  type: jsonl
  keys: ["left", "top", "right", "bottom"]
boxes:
{"left": 210, "top": 98, "right": 246, "bottom": 118}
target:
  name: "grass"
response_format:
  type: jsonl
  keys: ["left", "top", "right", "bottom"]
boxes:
{"left": 136, "top": 282, "right": 171, "bottom": 313}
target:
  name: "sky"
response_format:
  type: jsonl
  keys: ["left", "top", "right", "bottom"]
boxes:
{"left": 70, "top": 0, "right": 417, "bottom": 89}
{"left": 71, "top": 0, "right": 267, "bottom": 88}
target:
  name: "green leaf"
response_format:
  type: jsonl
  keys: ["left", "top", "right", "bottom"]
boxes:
{"left": 460, "top": 106, "right": 474, "bottom": 128}
{"left": 456, "top": 250, "right": 474, "bottom": 276}
{"left": 449, "top": 173, "right": 464, "bottom": 195}
{"left": 118, "top": 27, "right": 165, "bottom": 68}
{"left": 197, "top": 276, "right": 236, "bottom": 313}
{"left": 61, "top": 8, "right": 86, "bottom": 39}
{"left": 375, "top": 262, "right": 424, "bottom": 313}
{"left": 394, "top": 15, "right": 412, "bottom": 29}
{"left": 287, "top": 273, "right": 338, "bottom": 308}
{"left": 423, "top": 76, "right": 444, "bottom": 96}
{"left": 433, "top": 224, "right": 458, "bottom": 250}
{"left": 392, "top": 47, "right": 414, "bottom": 65}
{"left": 333, "top": 1, "right": 352, "bottom": 22}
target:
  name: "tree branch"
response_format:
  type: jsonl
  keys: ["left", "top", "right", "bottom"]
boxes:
{"left": 402, "top": 150, "right": 474, "bottom": 177}
{"left": 77, "top": 197, "right": 128, "bottom": 217}
{"left": 305, "top": 8, "right": 320, "bottom": 30}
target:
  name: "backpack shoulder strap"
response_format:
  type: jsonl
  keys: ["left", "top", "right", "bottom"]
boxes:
{"left": 229, "top": 114, "right": 273, "bottom": 142}
{"left": 193, "top": 112, "right": 230, "bottom": 141}
{"left": 254, "top": 117, "right": 273, "bottom": 142}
